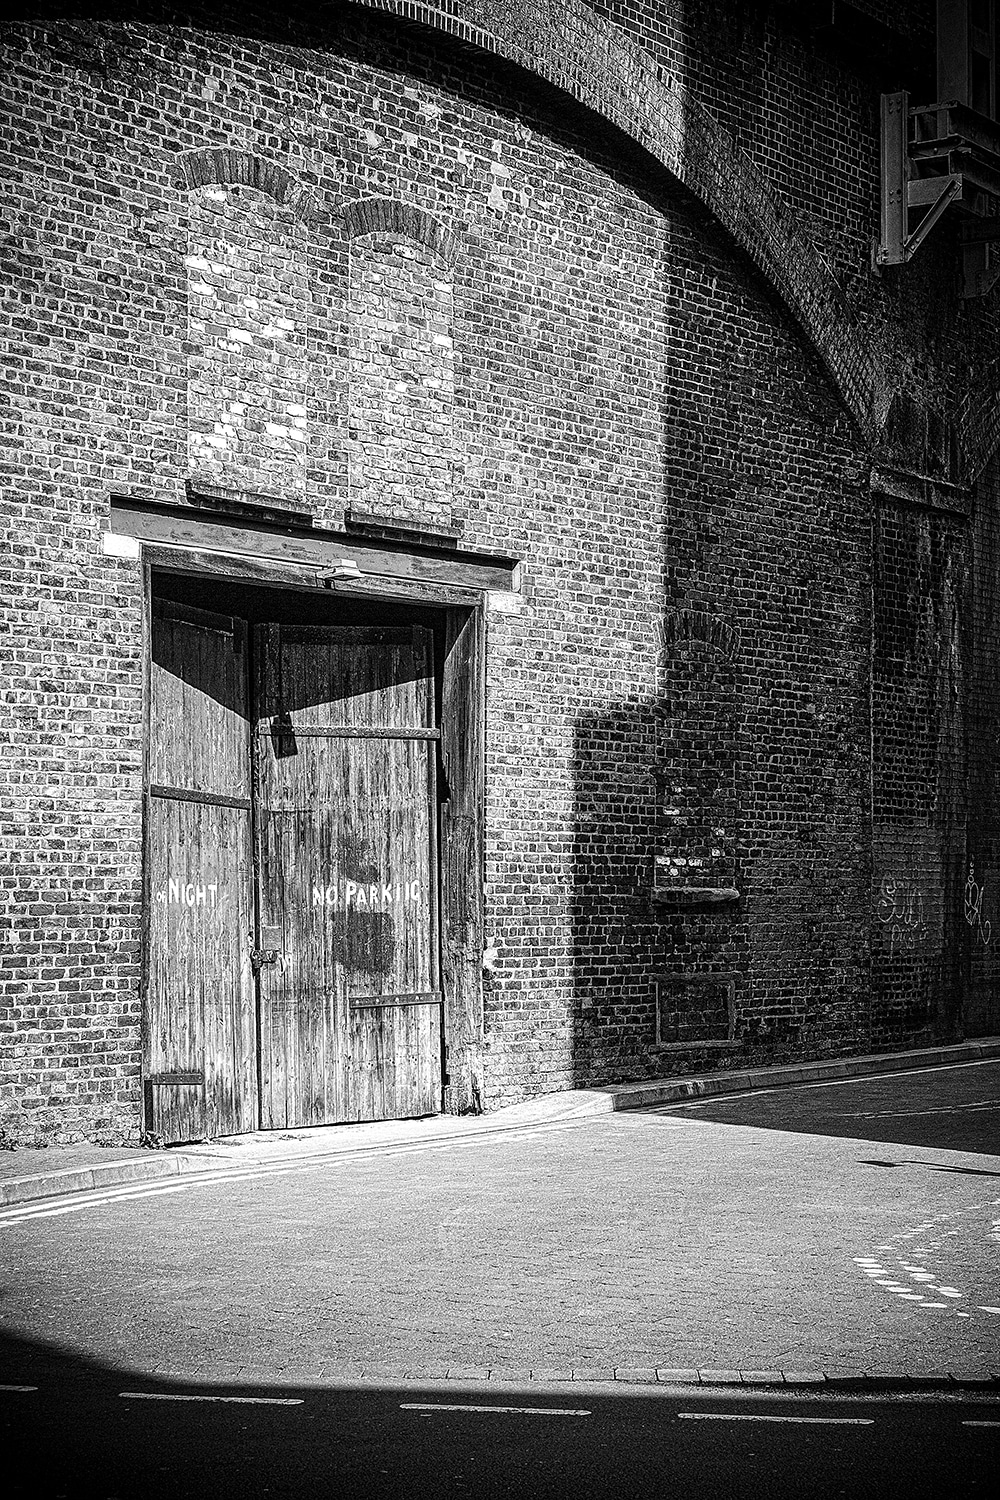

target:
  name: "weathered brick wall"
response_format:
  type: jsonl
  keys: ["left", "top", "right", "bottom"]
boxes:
{"left": 0, "top": 496, "right": 145, "bottom": 1144}
{"left": 965, "top": 450, "right": 1000, "bottom": 1036}
{"left": 871, "top": 495, "right": 966, "bottom": 1044}
{"left": 187, "top": 184, "right": 312, "bottom": 500}
{"left": 1, "top": 2, "right": 997, "bottom": 1138}
{"left": 347, "top": 232, "right": 456, "bottom": 529}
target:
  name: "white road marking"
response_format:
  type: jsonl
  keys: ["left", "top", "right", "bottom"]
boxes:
{"left": 652, "top": 1057, "right": 1000, "bottom": 1112}
{"left": 1, "top": 1183, "right": 196, "bottom": 1222}
{"left": 0, "top": 1121, "right": 592, "bottom": 1227}
{"left": 977, "top": 1306, "right": 1000, "bottom": 1313}
{"left": 0, "top": 1384, "right": 38, "bottom": 1392}
{"left": 677, "top": 1413, "right": 874, "bottom": 1425}
{"left": 120, "top": 1391, "right": 303, "bottom": 1405}
{"left": 401, "top": 1402, "right": 590, "bottom": 1417}
{"left": 963, "top": 1420, "right": 1000, "bottom": 1427}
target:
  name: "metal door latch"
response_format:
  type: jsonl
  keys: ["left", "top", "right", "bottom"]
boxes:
{"left": 251, "top": 948, "right": 280, "bottom": 974}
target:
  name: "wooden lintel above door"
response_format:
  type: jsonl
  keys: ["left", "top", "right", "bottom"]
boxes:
{"left": 110, "top": 497, "right": 519, "bottom": 595}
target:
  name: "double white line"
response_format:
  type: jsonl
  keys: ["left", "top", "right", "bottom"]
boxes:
{"left": 0, "top": 1119, "right": 588, "bottom": 1228}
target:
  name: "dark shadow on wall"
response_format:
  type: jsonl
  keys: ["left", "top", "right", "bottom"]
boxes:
{"left": 570, "top": 699, "right": 660, "bottom": 1087}
{"left": 570, "top": 699, "right": 747, "bottom": 1088}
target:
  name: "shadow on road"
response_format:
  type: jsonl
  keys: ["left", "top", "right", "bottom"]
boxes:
{"left": 1, "top": 1328, "right": 998, "bottom": 1500}
{"left": 642, "top": 1062, "right": 1000, "bottom": 1158}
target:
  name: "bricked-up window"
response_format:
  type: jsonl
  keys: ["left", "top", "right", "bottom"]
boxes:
{"left": 655, "top": 973, "right": 736, "bottom": 1046}
{"left": 655, "top": 619, "right": 739, "bottom": 893}
{"left": 187, "top": 186, "right": 310, "bottom": 501}
{"left": 347, "top": 234, "right": 455, "bottom": 528}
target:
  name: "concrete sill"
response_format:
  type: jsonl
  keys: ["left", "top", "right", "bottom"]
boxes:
{"left": 650, "top": 886, "right": 741, "bottom": 906}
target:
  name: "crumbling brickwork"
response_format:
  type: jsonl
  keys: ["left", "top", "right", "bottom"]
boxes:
{"left": 1, "top": 1, "right": 997, "bottom": 1139}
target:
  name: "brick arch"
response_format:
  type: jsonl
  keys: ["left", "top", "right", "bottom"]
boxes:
{"left": 662, "top": 609, "right": 740, "bottom": 663}
{"left": 353, "top": 0, "right": 886, "bottom": 442}
{"left": 340, "top": 197, "right": 463, "bottom": 266}
{"left": 174, "top": 148, "right": 322, "bottom": 227}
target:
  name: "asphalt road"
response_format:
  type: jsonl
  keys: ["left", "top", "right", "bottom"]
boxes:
{"left": 1, "top": 1061, "right": 999, "bottom": 1497}
{"left": 654, "top": 1058, "right": 1000, "bottom": 1155}
{"left": 2, "top": 1367, "right": 998, "bottom": 1500}
{"left": 1, "top": 1062, "right": 998, "bottom": 1383}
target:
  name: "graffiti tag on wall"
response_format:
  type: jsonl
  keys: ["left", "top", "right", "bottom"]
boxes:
{"left": 876, "top": 877, "right": 929, "bottom": 956}
{"left": 964, "top": 863, "right": 992, "bottom": 948}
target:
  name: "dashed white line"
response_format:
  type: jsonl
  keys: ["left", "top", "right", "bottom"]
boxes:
{"left": 677, "top": 1413, "right": 874, "bottom": 1425}
{"left": 401, "top": 1402, "right": 590, "bottom": 1417}
{"left": 119, "top": 1391, "right": 303, "bottom": 1405}
{"left": 0, "top": 1384, "right": 38, "bottom": 1393}
{"left": 962, "top": 1420, "right": 1000, "bottom": 1427}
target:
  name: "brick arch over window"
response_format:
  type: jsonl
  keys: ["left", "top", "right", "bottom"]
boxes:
{"left": 661, "top": 609, "right": 740, "bottom": 664}
{"left": 341, "top": 197, "right": 463, "bottom": 268}
{"left": 354, "top": 0, "right": 886, "bottom": 442}
{"left": 174, "top": 148, "right": 322, "bottom": 228}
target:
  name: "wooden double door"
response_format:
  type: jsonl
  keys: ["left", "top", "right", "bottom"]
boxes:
{"left": 145, "top": 598, "right": 443, "bottom": 1142}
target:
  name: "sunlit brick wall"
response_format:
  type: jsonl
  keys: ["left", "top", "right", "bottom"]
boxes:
{"left": 1, "top": 1, "right": 997, "bottom": 1137}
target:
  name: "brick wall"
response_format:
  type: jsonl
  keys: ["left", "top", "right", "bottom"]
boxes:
{"left": 347, "top": 230, "right": 456, "bottom": 528}
{"left": 1, "top": 2, "right": 997, "bottom": 1139}
{"left": 187, "top": 184, "right": 313, "bottom": 500}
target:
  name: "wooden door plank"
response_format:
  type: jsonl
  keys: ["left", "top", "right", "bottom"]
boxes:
{"left": 256, "top": 622, "right": 442, "bottom": 1126}
{"left": 440, "top": 607, "right": 485, "bottom": 1114}
{"left": 145, "top": 602, "right": 256, "bottom": 1142}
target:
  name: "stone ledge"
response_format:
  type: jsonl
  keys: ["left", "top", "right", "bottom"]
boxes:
{"left": 650, "top": 886, "right": 741, "bottom": 905}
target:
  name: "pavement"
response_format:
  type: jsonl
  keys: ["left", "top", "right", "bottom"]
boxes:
{"left": 3, "top": 1036, "right": 999, "bottom": 1210}
{"left": 2, "top": 1038, "right": 999, "bottom": 1399}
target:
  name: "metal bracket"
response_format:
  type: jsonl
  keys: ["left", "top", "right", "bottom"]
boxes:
{"left": 250, "top": 948, "right": 280, "bottom": 974}
{"left": 880, "top": 91, "right": 1000, "bottom": 295}
{"left": 879, "top": 93, "right": 966, "bottom": 264}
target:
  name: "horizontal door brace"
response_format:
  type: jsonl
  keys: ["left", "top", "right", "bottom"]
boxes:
{"left": 150, "top": 784, "right": 252, "bottom": 810}
{"left": 260, "top": 726, "right": 440, "bottom": 740}
{"left": 350, "top": 991, "right": 443, "bottom": 1010}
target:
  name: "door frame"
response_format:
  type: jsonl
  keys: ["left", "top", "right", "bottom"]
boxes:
{"left": 139, "top": 546, "right": 486, "bottom": 1130}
